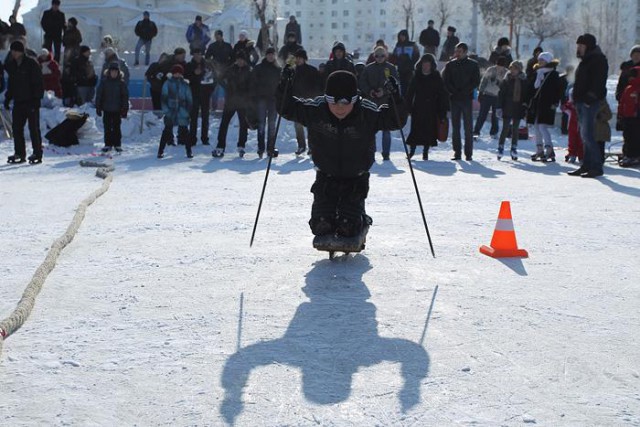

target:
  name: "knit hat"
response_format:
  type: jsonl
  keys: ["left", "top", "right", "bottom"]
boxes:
{"left": 325, "top": 71, "right": 358, "bottom": 103}
{"left": 10, "top": 41, "right": 25, "bottom": 53}
{"left": 576, "top": 33, "right": 597, "bottom": 50}
{"left": 496, "top": 56, "right": 509, "bottom": 67}
{"left": 143, "top": 11, "right": 150, "bottom": 16}
{"left": 509, "top": 60, "right": 524, "bottom": 72}
{"left": 239, "top": 30, "right": 248, "bottom": 38}
{"left": 171, "top": 64, "right": 184, "bottom": 75}
{"left": 294, "top": 49, "right": 308, "bottom": 60}
{"left": 497, "top": 37, "right": 510, "bottom": 47}
{"left": 108, "top": 61, "right": 120, "bottom": 71}
{"left": 537, "top": 52, "right": 553, "bottom": 64}
{"left": 215, "top": 29, "right": 223, "bottom": 36}
{"left": 80, "top": 45, "right": 90, "bottom": 54}
{"left": 195, "top": 15, "right": 202, "bottom": 21}
{"left": 265, "top": 47, "right": 276, "bottom": 55}
{"left": 447, "top": 26, "right": 456, "bottom": 33}
{"left": 174, "top": 47, "right": 186, "bottom": 55}
{"left": 630, "top": 45, "right": 640, "bottom": 56}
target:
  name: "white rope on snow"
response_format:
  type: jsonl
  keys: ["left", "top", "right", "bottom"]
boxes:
{"left": 0, "top": 160, "right": 114, "bottom": 358}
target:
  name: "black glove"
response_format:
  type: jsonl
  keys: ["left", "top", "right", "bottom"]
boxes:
{"left": 96, "top": 108, "right": 102, "bottom": 117}
{"left": 384, "top": 75, "right": 400, "bottom": 94}
{"left": 282, "top": 64, "right": 295, "bottom": 82}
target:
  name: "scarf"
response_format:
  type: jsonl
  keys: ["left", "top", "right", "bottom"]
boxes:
{"left": 534, "top": 67, "right": 552, "bottom": 89}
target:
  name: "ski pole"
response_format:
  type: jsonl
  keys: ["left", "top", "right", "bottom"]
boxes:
{"left": 249, "top": 76, "right": 290, "bottom": 248}
{"left": 386, "top": 77, "right": 436, "bottom": 258}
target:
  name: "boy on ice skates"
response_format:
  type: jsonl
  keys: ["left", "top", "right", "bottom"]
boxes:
{"left": 95, "top": 62, "right": 129, "bottom": 153}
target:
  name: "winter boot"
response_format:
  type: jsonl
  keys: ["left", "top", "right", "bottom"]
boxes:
{"left": 422, "top": 149, "right": 429, "bottom": 161}
{"left": 497, "top": 145, "right": 504, "bottom": 160}
{"left": 212, "top": 147, "right": 224, "bottom": 158}
{"left": 295, "top": 145, "right": 306, "bottom": 156}
{"left": 310, "top": 216, "right": 335, "bottom": 236}
{"left": 531, "top": 145, "right": 544, "bottom": 161}
{"left": 186, "top": 146, "right": 193, "bottom": 159}
{"left": 543, "top": 145, "right": 556, "bottom": 162}
{"left": 7, "top": 154, "right": 26, "bottom": 164}
{"left": 101, "top": 146, "right": 112, "bottom": 153}
{"left": 115, "top": 147, "right": 123, "bottom": 153}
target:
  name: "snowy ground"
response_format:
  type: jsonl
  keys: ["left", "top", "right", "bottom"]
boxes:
{"left": 1, "top": 104, "right": 639, "bottom": 426}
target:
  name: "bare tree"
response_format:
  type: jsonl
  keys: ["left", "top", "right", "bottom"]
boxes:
{"left": 526, "top": 15, "right": 568, "bottom": 47}
{"left": 402, "top": 0, "right": 415, "bottom": 40}
{"left": 434, "top": 0, "right": 452, "bottom": 34}
{"left": 12, "top": 0, "right": 21, "bottom": 20}
{"left": 253, "top": 0, "right": 275, "bottom": 55}
{"left": 479, "top": 0, "right": 551, "bottom": 58}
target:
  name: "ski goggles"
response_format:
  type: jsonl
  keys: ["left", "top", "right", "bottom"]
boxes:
{"left": 325, "top": 94, "right": 359, "bottom": 105}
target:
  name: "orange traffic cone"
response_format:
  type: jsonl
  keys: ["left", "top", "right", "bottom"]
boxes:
{"left": 480, "top": 201, "right": 528, "bottom": 258}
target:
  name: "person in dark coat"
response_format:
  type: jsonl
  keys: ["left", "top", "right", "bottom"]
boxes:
{"left": 419, "top": 20, "right": 440, "bottom": 55}
{"left": 568, "top": 33, "right": 609, "bottom": 178}
{"left": 134, "top": 11, "right": 158, "bottom": 66}
{"left": 285, "top": 16, "right": 302, "bottom": 44}
{"left": 439, "top": 26, "right": 459, "bottom": 62}
{"left": 212, "top": 52, "right": 252, "bottom": 158}
{"left": 145, "top": 52, "right": 170, "bottom": 110}
{"left": 276, "top": 70, "right": 408, "bottom": 237}
{"left": 405, "top": 53, "right": 449, "bottom": 160}
{"left": 359, "top": 46, "right": 399, "bottom": 160}
{"left": 101, "top": 48, "right": 130, "bottom": 85}
{"left": 391, "top": 29, "right": 420, "bottom": 96}
{"left": 290, "top": 49, "right": 321, "bottom": 154}
{"left": 4, "top": 41, "right": 45, "bottom": 164}
{"left": 95, "top": 62, "right": 129, "bottom": 153}
{"left": 250, "top": 47, "right": 281, "bottom": 157}
{"left": 488, "top": 37, "right": 513, "bottom": 65}
{"left": 8, "top": 16, "right": 27, "bottom": 44}
{"left": 496, "top": 60, "right": 529, "bottom": 160}
{"left": 233, "top": 31, "right": 260, "bottom": 67}
{"left": 324, "top": 42, "right": 356, "bottom": 81}
{"left": 41, "top": 0, "right": 66, "bottom": 63}
{"left": 278, "top": 32, "right": 303, "bottom": 66}
{"left": 526, "top": 52, "right": 562, "bottom": 161}
{"left": 205, "top": 30, "right": 234, "bottom": 78}
{"left": 256, "top": 20, "right": 275, "bottom": 53}
{"left": 525, "top": 46, "right": 543, "bottom": 84}
{"left": 443, "top": 42, "right": 480, "bottom": 160}
{"left": 62, "top": 17, "right": 82, "bottom": 64}
{"left": 615, "top": 45, "right": 640, "bottom": 101}
{"left": 73, "top": 45, "right": 97, "bottom": 105}
{"left": 185, "top": 48, "right": 215, "bottom": 145}
{"left": 185, "top": 15, "right": 211, "bottom": 54}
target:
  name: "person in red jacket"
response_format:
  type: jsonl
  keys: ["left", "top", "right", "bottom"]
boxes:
{"left": 38, "top": 49, "right": 62, "bottom": 97}
{"left": 617, "top": 66, "right": 640, "bottom": 167}
{"left": 562, "top": 98, "right": 583, "bottom": 163}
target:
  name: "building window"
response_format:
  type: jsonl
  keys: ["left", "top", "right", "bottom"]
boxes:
{"left": 296, "top": 11, "right": 301, "bottom": 17}
{"left": 331, "top": 22, "right": 338, "bottom": 29}
{"left": 380, "top": 9, "right": 386, "bottom": 15}
{"left": 284, "top": 0, "right": 290, "bottom": 4}
{"left": 343, "top": 10, "right": 349, "bottom": 16}
{"left": 332, "top": 10, "right": 338, "bottom": 17}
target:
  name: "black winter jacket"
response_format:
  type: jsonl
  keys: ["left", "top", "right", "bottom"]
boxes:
{"left": 73, "top": 55, "right": 97, "bottom": 88}
{"left": 95, "top": 73, "right": 128, "bottom": 113}
{"left": 250, "top": 59, "right": 281, "bottom": 99}
{"left": 221, "top": 63, "right": 251, "bottom": 110}
{"left": 278, "top": 41, "right": 303, "bottom": 65}
{"left": 233, "top": 40, "right": 259, "bottom": 67}
{"left": 41, "top": 9, "right": 65, "bottom": 39}
{"left": 405, "top": 70, "right": 449, "bottom": 147}
{"left": 419, "top": 27, "right": 440, "bottom": 48}
{"left": 292, "top": 63, "right": 321, "bottom": 98}
{"left": 205, "top": 40, "right": 234, "bottom": 68}
{"left": 573, "top": 46, "right": 609, "bottom": 105}
{"left": 4, "top": 55, "right": 44, "bottom": 107}
{"left": 277, "top": 84, "right": 407, "bottom": 177}
{"left": 527, "top": 64, "right": 562, "bottom": 125}
{"left": 443, "top": 56, "right": 480, "bottom": 101}
{"left": 62, "top": 27, "right": 82, "bottom": 49}
{"left": 135, "top": 19, "right": 158, "bottom": 41}
{"left": 498, "top": 72, "right": 529, "bottom": 120}
{"left": 439, "top": 35, "right": 459, "bottom": 61}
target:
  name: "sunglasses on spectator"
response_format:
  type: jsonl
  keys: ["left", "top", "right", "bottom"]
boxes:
{"left": 325, "top": 94, "right": 359, "bottom": 105}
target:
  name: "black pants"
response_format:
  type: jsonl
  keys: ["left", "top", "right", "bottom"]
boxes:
{"left": 450, "top": 99, "right": 473, "bottom": 158}
{"left": 44, "top": 35, "right": 62, "bottom": 63}
{"left": 294, "top": 122, "right": 306, "bottom": 149}
{"left": 159, "top": 117, "right": 190, "bottom": 155}
{"left": 189, "top": 86, "right": 213, "bottom": 144}
{"left": 498, "top": 117, "right": 520, "bottom": 150}
{"left": 12, "top": 103, "right": 42, "bottom": 158}
{"left": 622, "top": 117, "right": 640, "bottom": 158}
{"left": 309, "top": 171, "right": 369, "bottom": 237}
{"left": 103, "top": 112, "right": 122, "bottom": 147}
{"left": 151, "top": 89, "right": 162, "bottom": 111}
{"left": 216, "top": 107, "right": 248, "bottom": 149}
{"left": 473, "top": 94, "right": 499, "bottom": 136}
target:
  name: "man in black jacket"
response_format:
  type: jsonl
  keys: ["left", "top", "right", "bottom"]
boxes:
{"left": 419, "top": 20, "right": 440, "bottom": 55}
{"left": 251, "top": 47, "right": 281, "bottom": 157}
{"left": 205, "top": 30, "right": 234, "bottom": 76}
{"left": 569, "top": 33, "right": 609, "bottom": 178}
{"left": 278, "top": 32, "right": 303, "bottom": 66}
{"left": 290, "top": 49, "right": 321, "bottom": 154}
{"left": 324, "top": 42, "right": 355, "bottom": 81}
{"left": 5, "top": 42, "right": 44, "bottom": 164}
{"left": 41, "top": 0, "right": 65, "bottom": 63}
{"left": 439, "top": 26, "right": 459, "bottom": 62}
{"left": 277, "top": 70, "right": 407, "bottom": 237}
{"left": 285, "top": 16, "right": 302, "bottom": 44}
{"left": 443, "top": 42, "right": 480, "bottom": 160}
{"left": 134, "top": 11, "right": 158, "bottom": 66}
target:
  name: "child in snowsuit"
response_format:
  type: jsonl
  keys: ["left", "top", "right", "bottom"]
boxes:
{"left": 158, "top": 64, "right": 193, "bottom": 158}
{"left": 277, "top": 70, "right": 408, "bottom": 237}
{"left": 95, "top": 62, "right": 129, "bottom": 153}
{"left": 617, "top": 66, "right": 640, "bottom": 167}
{"left": 562, "top": 98, "right": 583, "bottom": 163}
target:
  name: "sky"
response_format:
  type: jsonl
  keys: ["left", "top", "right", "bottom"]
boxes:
{"left": 1, "top": 0, "right": 38, "bottom": 22}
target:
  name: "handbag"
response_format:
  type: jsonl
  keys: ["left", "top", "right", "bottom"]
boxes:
{"left": 436, "top": 117, "right": 449, "bottom": 142}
